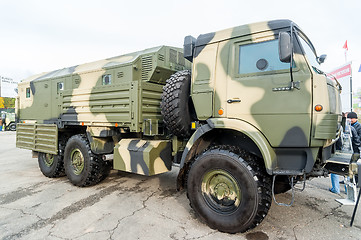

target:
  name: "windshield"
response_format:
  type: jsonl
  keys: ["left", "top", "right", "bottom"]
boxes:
{"left": 297, "top": 33, "right": 323, "bottom": 73}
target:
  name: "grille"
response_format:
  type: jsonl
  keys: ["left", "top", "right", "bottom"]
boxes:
{"left": 169, "top": 49, "right": 177, "bottom": 64}
{"left": 158, "top": 54, "right": 165, "bottom": 61}
{"left": 141, "top": 56, "right": 153, "bottom": 81}
{"left": 178, "top": 52, "right": 185, "bottom": 66}
{"left": 117, "top": 72, "right": 124, "bottom": 78}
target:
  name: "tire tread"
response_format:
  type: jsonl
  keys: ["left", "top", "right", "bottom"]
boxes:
{"left": 186, "top": 145, "right": 272, "bottom": 233}
{"left": 64, "top": 134, "right": 108, "bottom": 187}
{"left": 161, "top": 70, "right": 192, "bottom": 138}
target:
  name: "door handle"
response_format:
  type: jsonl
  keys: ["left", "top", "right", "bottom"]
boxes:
{"left": 227, "top": 99, "right": 241, "bottom": 104}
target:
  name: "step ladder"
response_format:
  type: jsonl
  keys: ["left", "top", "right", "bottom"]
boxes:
{"left": 336, "top": 176, "right": 358, "bottom": 205}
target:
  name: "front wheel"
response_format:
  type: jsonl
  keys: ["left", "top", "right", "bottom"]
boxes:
{"left": 186, "top": 147, "right": 272, "bottom": 233}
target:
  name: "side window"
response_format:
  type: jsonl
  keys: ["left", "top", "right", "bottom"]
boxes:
{"left": 26, "top": 88, "right": 31, "bottom": 98}
{"left": 238, "top": 40, "right": 290, "bottom": 74}
{"left": 102, "top": 74, "right": 111, "bottom": 85}
{"left": 298, "top": 36, "right": 320, "bottom": 69}
{"left": 57, "top": 82, "right": 64, "bottom": 94}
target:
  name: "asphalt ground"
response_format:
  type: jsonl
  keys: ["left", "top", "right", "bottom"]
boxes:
{"left": 1, "top": 131, "right": 361, "bottom": 240}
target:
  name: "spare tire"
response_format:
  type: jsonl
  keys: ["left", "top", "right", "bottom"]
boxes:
{"left": 161, "top": 70, "right": 193, "bottom": 138}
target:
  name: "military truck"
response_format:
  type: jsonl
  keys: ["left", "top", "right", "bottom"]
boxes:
{"left": 1, "top": 111, "right": 16, "bottom": 131}
{"left": 16, "top": 19, "right": 357, "bottom": 233}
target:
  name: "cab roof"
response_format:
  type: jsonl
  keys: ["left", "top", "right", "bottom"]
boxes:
{"left": 195, "top": 19, "right": 297, "bottom": 47}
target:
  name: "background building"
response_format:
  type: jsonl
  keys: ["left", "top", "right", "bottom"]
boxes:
{"left": 0, "top": 75, "right": 18, "bottom": 112}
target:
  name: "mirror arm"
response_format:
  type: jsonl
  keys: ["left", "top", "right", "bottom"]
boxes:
{"left": 273, "top": 23, "right": 300, "bottom": 92}
{"left": 290, "top": 22, "right": 294, "bottom": 84}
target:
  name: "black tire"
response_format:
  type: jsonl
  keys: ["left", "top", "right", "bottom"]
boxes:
{"left": 38, "top": 152, "right": 65, "bottom": 178}
{"left": 64, "top": 134, "right": 108, "bottom": 187}
{"left": 161, "top": 70, "right": 193, "bottom": 138}
{"left": 8, "top": 123, "right": 16, "bottom": 131}
{"left": 99, "top": 161, "right": 111, "bottom": 181}
{"left": 186, "top": 146, "right": 272, "bottom": 233}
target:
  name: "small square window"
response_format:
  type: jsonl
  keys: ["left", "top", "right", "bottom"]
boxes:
{"left": 57, "top": 82, "right": 64, "bottom": 93}
{"left": 26, "top": 88, "right": 31, "bottom": 98}
{"left": 102, "top": 74, "right": 111, "bottom": 85}
{"left": 58, "top": 82, "right": 64, "bottom": 90}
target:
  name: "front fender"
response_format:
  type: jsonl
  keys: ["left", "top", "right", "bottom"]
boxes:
{"left": 180, "top": 118, "right": 277, "bottom": 173}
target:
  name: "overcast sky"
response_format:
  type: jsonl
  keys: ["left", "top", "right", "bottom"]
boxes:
{"left": 1, "top": 0, "right": 360, "bottom": 87}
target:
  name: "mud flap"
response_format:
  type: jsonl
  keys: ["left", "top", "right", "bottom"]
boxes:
{"left": 16, "top": 123, "right": 58, "bottom": 155}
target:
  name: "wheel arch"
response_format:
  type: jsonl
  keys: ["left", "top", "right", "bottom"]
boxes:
{"left": 177, "top": 118, "right": 276, "bottom": 190}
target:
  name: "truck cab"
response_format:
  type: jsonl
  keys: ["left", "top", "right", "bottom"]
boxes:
{"left": 179, "top": 19, "right": 342, "bottom": 178}
{"left": 166, "top": 20, "right": 348, "bottom": 233}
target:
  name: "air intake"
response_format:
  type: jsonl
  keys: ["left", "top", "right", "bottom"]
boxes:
{"left": 141, "top": 56, "right": 153, "bottom": 81}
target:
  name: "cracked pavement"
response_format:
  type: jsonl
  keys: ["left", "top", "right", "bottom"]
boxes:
{"left": 1, "top": 131, "right": 361, "bottom": 240}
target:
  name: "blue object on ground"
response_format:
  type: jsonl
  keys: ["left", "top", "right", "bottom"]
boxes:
{"left": 330, "top": 173, "right": 340, "bottom": 194}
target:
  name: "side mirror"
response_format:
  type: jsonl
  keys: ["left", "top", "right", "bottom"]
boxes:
{"left": 279, "top": 32, "right": 292, "bottom": 63}
{"left": 184, "top": 35, "right": 196, "bottom": 62}
{"left": 317, "top": 54, "right": 327, "bottom": 64}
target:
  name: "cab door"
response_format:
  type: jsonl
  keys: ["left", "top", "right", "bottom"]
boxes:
{"left": 223, "top": 36, "right": 313, "bottom": 147}
{"left": 51, "top": 79, "right": 66, "bottom": 118}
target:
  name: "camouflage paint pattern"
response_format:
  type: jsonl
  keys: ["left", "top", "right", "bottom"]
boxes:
{"left": 191, "top": 20, "right": 338, "bottom": 146}
{"left": 17, "top": 46, "right": 191, "bottom": 132}
{"left": 16, "top": 46, "right": 190, "bottom": 173}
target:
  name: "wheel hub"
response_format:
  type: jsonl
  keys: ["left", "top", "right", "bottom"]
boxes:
{"left": 202, "top": 170, "right": 241, "bottom": 213}
{"left": 44, "top": 154, "right": 54, "bottom": 167}
{"left": 70, "top": 149, "right": 84, "bottom": 175}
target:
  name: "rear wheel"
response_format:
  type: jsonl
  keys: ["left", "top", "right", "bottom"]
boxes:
{"left": 64, "top": 134, "right": 108, "bottom": 187}
{"left": 38, "top": 152, "right": 65, "bottom": 178}
{"left": 186, "top": 146, "right": 272, "bottom": 233}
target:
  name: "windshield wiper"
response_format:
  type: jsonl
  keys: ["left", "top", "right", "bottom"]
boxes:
{"left": 312, "top": 66, "right": 325, "bottom": 75}
{"left": 312, "top": 67, "right": 342, "bottom": 91}
{"left": 326, "top": 71, "right": 342, "bottom": 92}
